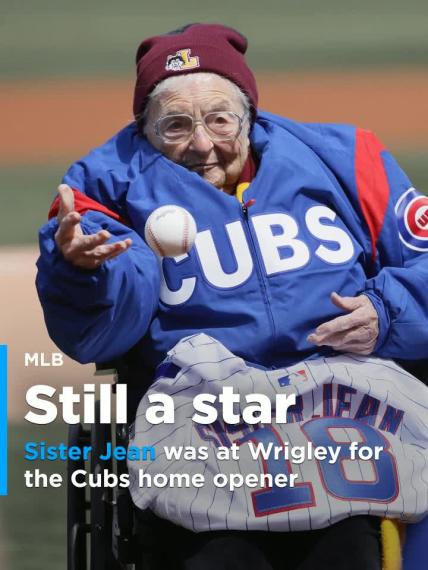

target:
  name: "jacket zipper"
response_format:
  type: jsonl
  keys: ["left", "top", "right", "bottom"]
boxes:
{"left": 241, "top": 200, "right": 277, "bottom": 351}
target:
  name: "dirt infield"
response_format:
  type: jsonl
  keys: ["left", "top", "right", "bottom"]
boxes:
{"left": 1, "top": 68, "right": 428, "bottom": 165}
{"left": 1, "top": 246, "right": 95, "bottom": 421}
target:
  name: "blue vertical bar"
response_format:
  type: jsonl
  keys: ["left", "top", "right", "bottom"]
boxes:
{"left": 0, "top": 345, "right": 7, "bottom": 496}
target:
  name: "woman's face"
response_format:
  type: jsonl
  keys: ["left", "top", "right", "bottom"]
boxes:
{"left": 144, "top": 74, "right": 250, "bottom": 195}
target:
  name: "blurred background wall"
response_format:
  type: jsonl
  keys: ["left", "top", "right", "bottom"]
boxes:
{"left": 0, "top": 1, "right": 427, "bottom": 568}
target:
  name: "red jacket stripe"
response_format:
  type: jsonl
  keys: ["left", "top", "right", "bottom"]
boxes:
{"left": 355, "top": 129, "right": 390, "bottom": 261}
{"left": 48, "top": 188, "right": 128, "bottom": 225}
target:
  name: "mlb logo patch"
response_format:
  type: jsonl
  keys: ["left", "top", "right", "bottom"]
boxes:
{"left": 277, "top": 369, "right": 307, "bottom": 387}
{"left": 396, "top": 188, "right": 428, "bottom": 251}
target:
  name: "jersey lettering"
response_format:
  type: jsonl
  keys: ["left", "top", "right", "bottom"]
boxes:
{"left": 237, "top": 426, "right": 315, "bottom": 515}
{"left": 303, "top": 418, "right": 399, "bottom": 502}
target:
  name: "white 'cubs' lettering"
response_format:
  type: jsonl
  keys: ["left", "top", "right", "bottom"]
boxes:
{"left": 251, "top": 213, "right": 310, "bottom": 274}
{"left": 195, "top": 221, "right": 253, "bottom": 287}
{"left": 160, "top": 207, "right": 355, "bottom": 306}
{"left": 160, "top": 254, "right": 196, "bottom": 305}
{"left": 305, "top": 206, "right": 355, "bottom": 263}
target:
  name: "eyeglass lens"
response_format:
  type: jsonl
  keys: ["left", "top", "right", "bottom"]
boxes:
{"left": 158, "top": 112, "right": 241, "bottom": 141}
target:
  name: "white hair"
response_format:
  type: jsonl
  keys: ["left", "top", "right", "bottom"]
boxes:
{"left": 139, "top": 72, "right": 251, "bottom": 137}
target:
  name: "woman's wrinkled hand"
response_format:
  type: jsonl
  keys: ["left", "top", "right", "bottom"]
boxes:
{"left": 54, "top": 184, "right": 132, "bottom": 269}
{"left": 307, "top": 292, "right": 379, "bottom": 355}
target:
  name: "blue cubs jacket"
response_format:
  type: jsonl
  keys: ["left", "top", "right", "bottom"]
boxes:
{"left": 36, "top": 112, "right": 428, "bottom": 368}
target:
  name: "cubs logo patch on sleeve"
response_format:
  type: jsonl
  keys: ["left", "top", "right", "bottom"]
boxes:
{"left": 395, "top": 188, "right": 428, "bottom": 251}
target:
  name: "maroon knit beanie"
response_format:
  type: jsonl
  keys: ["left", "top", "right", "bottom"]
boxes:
{"left": 133, "top": 23, "right": 258, "bottom": 118}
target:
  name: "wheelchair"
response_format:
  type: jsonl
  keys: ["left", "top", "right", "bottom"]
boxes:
{"left": 67, "top": 355, "right": 428, "bottom": 570}
{"left": 67, "top": 353, "right": 149, "bottom": 570}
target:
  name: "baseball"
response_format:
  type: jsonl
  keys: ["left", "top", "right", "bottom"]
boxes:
{"left": 144, "top": 205, "right": 197, "bottom": 257}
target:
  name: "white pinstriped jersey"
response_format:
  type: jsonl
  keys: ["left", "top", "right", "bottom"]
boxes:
{"left": 128, "top": 334, "right": 428, "bottom": 532}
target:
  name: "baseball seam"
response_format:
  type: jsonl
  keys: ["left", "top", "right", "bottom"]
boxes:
{"left": 147, "top": 224, "right": 166, "bottom": 257}
{"left": 183, "top": 211, "right": 190, "bottom": 253}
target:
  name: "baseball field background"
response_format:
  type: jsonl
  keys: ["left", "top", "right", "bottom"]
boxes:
{"left": 1, "top": 1, "right": 427, "bottom": 568}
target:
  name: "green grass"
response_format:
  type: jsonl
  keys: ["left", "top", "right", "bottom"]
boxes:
{"left": 0, "top": 0, "right": 427, "bottom": 78}
{"left": 0, "top": 422, "right": 68, "bottom": 570}
{"left": 0, "top": 165, "right": 66, "bottom": 245}
{"left": 394, "top": 152, "right": 428, "bottom": 190}
{"left": 1, "top": 151, "right": 427, "bottom": 246}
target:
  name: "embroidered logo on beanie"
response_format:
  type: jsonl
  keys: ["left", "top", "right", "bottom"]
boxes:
{"left": 165, "top": 49, "right": 200, "bottom": 72}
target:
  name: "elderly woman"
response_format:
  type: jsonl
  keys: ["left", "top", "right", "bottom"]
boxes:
{"left": 37, "top": 24, "right": 428, "bottom": 570}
